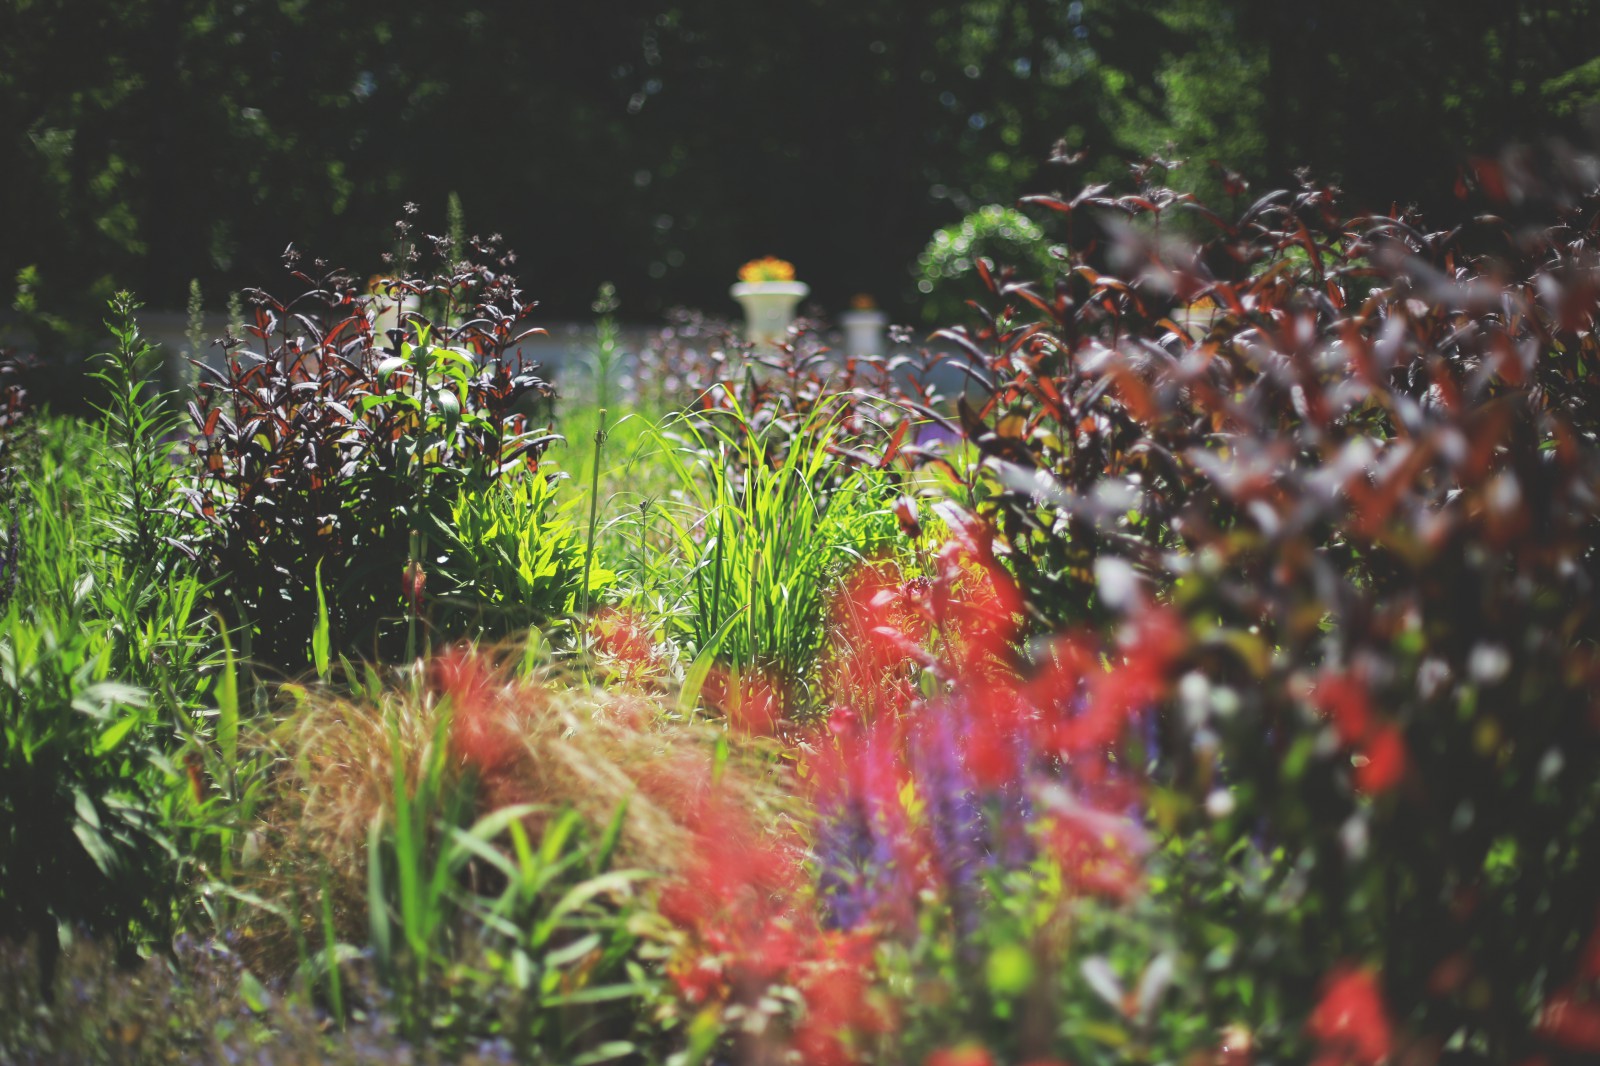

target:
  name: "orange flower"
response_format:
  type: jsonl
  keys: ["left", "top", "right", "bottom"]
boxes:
{"left": 738, "top": 256, "right": 797, "bottom": 283}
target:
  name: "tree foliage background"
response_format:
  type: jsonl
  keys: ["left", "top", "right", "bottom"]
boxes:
{"left": 4, "top": 0, "right": 1600, "bottom": 327}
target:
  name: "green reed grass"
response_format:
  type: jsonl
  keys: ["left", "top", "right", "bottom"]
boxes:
{"left": 643, "top": 396, "right": 910, "bottom": 713}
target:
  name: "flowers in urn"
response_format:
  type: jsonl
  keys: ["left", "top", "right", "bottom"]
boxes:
{"left": 737, "top": 256, "right": 797, "bottom": 283}
{"left": 731, "top": 256, "right": 807, "bottom": 346}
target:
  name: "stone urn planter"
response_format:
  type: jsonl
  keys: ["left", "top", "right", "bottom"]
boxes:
{"left": 732, "top": 257, "right": 807, "bottom": 348}
{"left": 731, "top": 280, "right": 809, "bottom": 348}
{"left": 840, "top": 306, "right": 887, "bottom": 358}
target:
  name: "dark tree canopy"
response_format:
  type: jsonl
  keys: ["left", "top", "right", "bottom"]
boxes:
{"left": 3, "top": 0, "right": 1599, "bottom": 329}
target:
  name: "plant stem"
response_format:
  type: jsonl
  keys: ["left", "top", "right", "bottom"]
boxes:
{"left": 579, "top": 408, "right": 608, "bottom": 619}
{"left": 405, "top": 530, "right": 419, "bottom": 664}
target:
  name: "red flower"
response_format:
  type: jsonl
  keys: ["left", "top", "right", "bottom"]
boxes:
{"left": 1035, "top": 781, "right": 1149, "bottom": 902}
{"left": 1355, "top": 723, "right": 1408, "bottom": 796}
{"left": 1308, "top": 965, "right": 1394, "bottom": 1066}
{"left": 701, "top": 665, "right": 782, "bottom": 736}
{"left": 671, "top": 957, "right": 724, "bottom": 1005}
{"left": 1314, "top": 671, "right": 1408, "bottom": 795}
{"left": 1538, "top": 987, "right": 1600, "bottom": 1053}
{"left": 435, "top": 651, "right": 515, "bottom": 775}
{"left": 1314, "top": 672, "right": 1372, "bottom": 747}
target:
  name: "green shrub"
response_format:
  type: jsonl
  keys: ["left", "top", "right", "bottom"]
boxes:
{"left": 0, "top": 597, "right": 174, "bottom": 978}
{"left": 434, "top": 472, "right": 610, "bottom": 640}
{"left": 915, "top": 205, "right": 1058, "bottom": 325}
{"left": 0, "top": 296, "right": 220, "bottom": 988}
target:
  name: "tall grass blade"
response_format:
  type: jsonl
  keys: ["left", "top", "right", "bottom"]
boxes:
{"left": 677, "top": 603, "right": 749, "bottom": 717}
{"left": 215, "top": 621, "right": 239, "bottom": 772}
{"left": 580, "top": 407, "right": 608, "bottom": 618}
{"left": 312, "top": 558, "right": 331, "bottom": 681}
{"left": 366, "top": 813, "right": 391, "bottom": 975}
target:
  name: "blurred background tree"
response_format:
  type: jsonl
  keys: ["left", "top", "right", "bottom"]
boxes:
{"left": 3, "top": 0, "right": 1599, "bottom": 334}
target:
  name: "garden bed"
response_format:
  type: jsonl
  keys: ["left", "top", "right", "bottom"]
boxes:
{"left": 3, "top": 164, "right": 1600, "bottom": 1066}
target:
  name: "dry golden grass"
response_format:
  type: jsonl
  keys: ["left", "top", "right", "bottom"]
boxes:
{"left": 228, "top": 642, "right": 798, "bottom": 977}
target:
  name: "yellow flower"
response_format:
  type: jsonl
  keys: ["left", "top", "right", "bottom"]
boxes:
{"left": 737, "top": 256, "right": 796, "bottom": 283}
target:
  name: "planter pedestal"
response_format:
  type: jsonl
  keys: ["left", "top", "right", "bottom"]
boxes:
{"left": 840, "top": 309, "right": 888, "bottom": 358}
{"left": 731, "top": 281, "right": 809, "bottom": 348}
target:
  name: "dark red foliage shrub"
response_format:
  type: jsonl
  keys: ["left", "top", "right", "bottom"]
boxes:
{"left": 0, "top": 352, "right": 25, "bottom": 433}
{"left": 0, "top": 350, "right": 29, "bottom": 612}
{"left": 184, "top": 221, "right": 554, "bottom": 668}
{"left": 632, "top": 310, "right": 949, "bottom": 481}
{"left": 915, "top": 155, "right": 1600, "bottom": 1060}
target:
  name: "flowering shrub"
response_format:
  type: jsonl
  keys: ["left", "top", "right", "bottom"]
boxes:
{"left": 642, "top": 504, "right": 1185, "bottom": 1063}
{"left": 629, "top": 307, "right": 945, "bottom": 463}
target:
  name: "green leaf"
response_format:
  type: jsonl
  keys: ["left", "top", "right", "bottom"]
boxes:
{"left": 543, "top": 932, "right": 603, "bottom": 969}
{"left": 72, "top": 786, "right": 118, "bottom": 877}
{"left": 432, "top": 346, "right": 476, "bottom": 369}
{"left": 238, "top": 969, "right": 273, "bottom": 1014}
{"left": 433, "top": 387, "right": 462, "bottom": 429}
{"left": 73, "top": 786, "right": 103, "bottom": 831}
{"left": 94, "top": 713, "right": 141, "bottom": 755}
{"left": 545, "top": 981, "right": 653, "bottom": 1006}
{"left": 216, "top": 622, "right": 239, "bottom": 771}
{"left": 987, "top": 942, "right": 1036, "bottom": 997}
{"left": 72, "top": 681, "right": 146, "bottom": 719}
{"left": 571, "top": 1042, "right": 639, "bottom": 1066}
{"left": 367, "top": 814, "right": 392, "bottom": 972}
{"left": 594, "top": 798, "right": 628, "bottom": 873}
{"left": 311, "top": 559, "right": 330, "bottom": 681}
{"left": 678, "top": 604, "right": 750, "bottom": 716}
